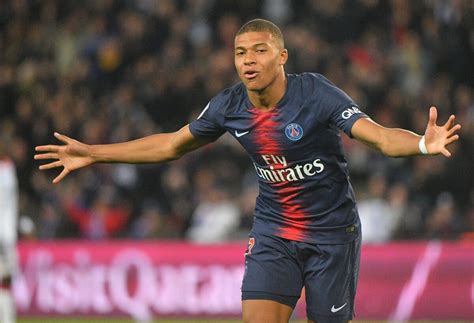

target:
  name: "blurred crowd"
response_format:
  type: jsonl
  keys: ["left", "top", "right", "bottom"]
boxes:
{"left": 0, "top": 0, "right": 472, "bottom": 243}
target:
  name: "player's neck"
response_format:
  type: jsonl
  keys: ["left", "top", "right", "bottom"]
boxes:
{"left": 248, "top": 71, "right": 287, "bottom": 111}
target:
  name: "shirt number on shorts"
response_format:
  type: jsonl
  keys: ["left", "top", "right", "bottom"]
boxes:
{"left": 244, "top": 237, "right": 255, "bottom": 256}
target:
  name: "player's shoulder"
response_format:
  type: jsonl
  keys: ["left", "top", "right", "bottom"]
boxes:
{"left": 289, "top": 72, "right": 329, "bottom": 84}
{"left": 208, "top": 82, "right": 247, "bottom": 114}
{"left": 213, "top": 82, "right": 245, "bottom": 104}
{"left": 288, "top": 72, "right": 339, "bottom": 96}
{"left": 294, "top": 72, "right": 340, "bottom": 92}
{"left": 295, "top": 72, "right": 353, "bottom": 104}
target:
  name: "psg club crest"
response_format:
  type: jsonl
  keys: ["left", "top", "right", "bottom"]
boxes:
{"left": 285, "top": 123, "right": 303, "bottom": 141}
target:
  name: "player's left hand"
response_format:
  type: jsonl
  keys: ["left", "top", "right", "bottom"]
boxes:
{"left": 424, "top": 106, "right": 461, "bottom": 157}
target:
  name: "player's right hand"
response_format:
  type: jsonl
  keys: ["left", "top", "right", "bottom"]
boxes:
{"left": 34, "top": 132, "right": 94, "bottom": 184}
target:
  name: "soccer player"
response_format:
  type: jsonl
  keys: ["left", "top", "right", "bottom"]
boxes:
{"left": 35, "top": 19, "right": 461, "bottom": 323}
{"left": 0, "top": 142, "right": 19, "bottom": 323}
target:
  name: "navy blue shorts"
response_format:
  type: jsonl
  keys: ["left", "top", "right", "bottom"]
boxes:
{"left": 241, "top": 231, "right": 361, "bottom": 322}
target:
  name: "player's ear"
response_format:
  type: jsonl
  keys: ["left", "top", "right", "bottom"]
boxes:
{"left": 279, "top": 48, "right": 288, "bottom": 65}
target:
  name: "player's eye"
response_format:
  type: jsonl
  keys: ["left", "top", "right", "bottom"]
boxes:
{"left": 236, "top": 51, "right": 244, "bottom": 56}
{"left": 256, "top": 49, "right": 267, "bottom": 53}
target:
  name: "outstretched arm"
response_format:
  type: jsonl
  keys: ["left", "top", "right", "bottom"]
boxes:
{"left": 34, "top": 125, "right": 210, "bottom": 183}
{"left": 351, "top": 106, "right": 461, "bottom": 157}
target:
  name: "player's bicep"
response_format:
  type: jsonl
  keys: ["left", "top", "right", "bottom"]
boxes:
{"left": 171, "top": 124, "right": 212, "bottom": 158}
{"left": 351, "top": 117, "right": 386, "bottom": 149}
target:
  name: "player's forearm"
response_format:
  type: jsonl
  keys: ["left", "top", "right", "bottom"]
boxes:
{"left": 377, "top": 128, "right": 422, "bottom": 157}
{"left": 352, "top": 118, "right": 423, "bottom": 157}
{"left": 89, "top": 125, "right": 208, "bottom": 164}
{"left": 90, "top": 133, "right": 180, "bottom": 164}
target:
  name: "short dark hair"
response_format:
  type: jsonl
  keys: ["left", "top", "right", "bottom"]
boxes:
{"left": 236, "top": 18, "right": 284, "bottom": 48}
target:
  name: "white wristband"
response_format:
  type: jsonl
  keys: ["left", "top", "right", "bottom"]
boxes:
{"left": 418, "top": 136, "right": 428, "bottom": 155}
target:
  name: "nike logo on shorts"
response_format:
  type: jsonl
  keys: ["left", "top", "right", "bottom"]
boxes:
{"left": 331, "top": 303, "right": 347, "bottom": 313}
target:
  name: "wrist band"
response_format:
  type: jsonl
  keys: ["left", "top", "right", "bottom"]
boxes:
{"left": 418, "top": 136, "right": 428, "bottom": 155}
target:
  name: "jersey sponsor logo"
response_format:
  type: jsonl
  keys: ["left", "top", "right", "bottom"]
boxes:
{"left": 341, "top": 106, "right": 362, "bottom": 119}
{"left": 331, "top": 303, "right": 347, "bottom": 313}
{"left": 254, "top": 154, "right": 325, "bottom": 183}
{"left": 285, "top": 123, "right": 304, "bottom": 141}
{"left": 235, "top": 130, "right": 250, "bottom": 138}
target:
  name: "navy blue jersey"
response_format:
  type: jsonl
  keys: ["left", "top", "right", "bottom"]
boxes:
{"left": 189, "top": 73, "right": 368, "bottom": 244}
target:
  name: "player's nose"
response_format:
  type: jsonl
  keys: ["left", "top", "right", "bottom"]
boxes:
{"left": 244, "top": 53, "right": 256, "bottom": 65}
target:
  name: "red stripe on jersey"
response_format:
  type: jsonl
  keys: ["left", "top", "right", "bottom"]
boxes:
{"left": 251, "top": 109, "right": 280, "bottom": 154}
{"left": 251, "top": 108, "right": 310, "bottom": 241}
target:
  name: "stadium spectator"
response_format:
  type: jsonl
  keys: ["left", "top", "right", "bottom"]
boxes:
{"left": 358, "top": 174, "right": 407, "bottom": 243}
{"left": 0, "top": 140, "right": 18, "bottom": 323}
{"left": 186, "top": 179, "right": 241, "bottom": 243}
{"left": 130, "top": 201, "right": 178, "bottom": 240}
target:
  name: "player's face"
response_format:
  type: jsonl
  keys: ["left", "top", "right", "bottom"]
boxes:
{"left": 234, "top": 31, "right": 287, "bottom": 92}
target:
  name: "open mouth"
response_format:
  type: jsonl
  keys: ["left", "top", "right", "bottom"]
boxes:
{"left": 244, "top": 71, "right": 258, "bottom": 79}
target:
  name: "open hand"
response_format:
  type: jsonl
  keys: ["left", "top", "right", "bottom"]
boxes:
{"left": 424, "top": 106, "right": 461, "bottom": 157}
{"left": 34, "top": 133, "right": 94, "bottom": 183}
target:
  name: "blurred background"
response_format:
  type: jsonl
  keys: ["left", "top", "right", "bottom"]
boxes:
{"left": 0, "top": 0, "right": 473, "bottom": 321}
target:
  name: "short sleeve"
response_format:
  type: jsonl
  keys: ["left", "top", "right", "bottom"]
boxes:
{"left": 330, "top": 103, "right": 368, "bottom": 137}
{"left": 189, "top": 96, "right": 226, "bottom": 142}
{"left": 309, "top": 74, "right": 369, "bottom": 137}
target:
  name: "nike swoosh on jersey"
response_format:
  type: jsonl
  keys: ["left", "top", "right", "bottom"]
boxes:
{"left": 235, "top": 130, "right": 250, "bottom": 137}
{"left": 331, "top": 303, "right": 347, "bottom": 313}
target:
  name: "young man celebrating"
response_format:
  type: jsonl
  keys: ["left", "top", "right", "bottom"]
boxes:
{"left": 35, "top": 19, "right": 461, "bottom": 323}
